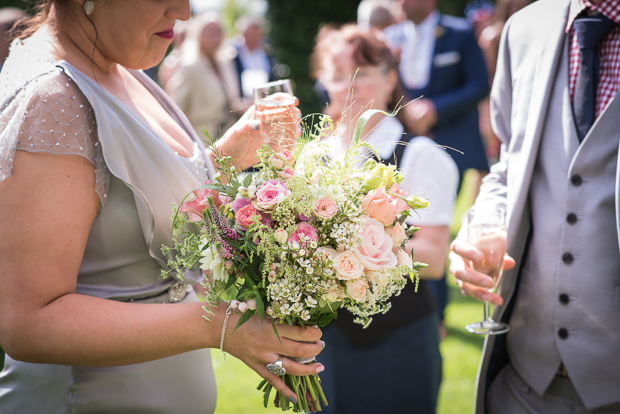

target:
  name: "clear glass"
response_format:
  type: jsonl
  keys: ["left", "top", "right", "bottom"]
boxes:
{"left": 464, "top": 205, "right": 510, "bottom": 335}
{"left": 253, "top": 79, "right": 296, "bottom": 150}
{"left": 253, "top": 79, "right": 295, "bottom": 108}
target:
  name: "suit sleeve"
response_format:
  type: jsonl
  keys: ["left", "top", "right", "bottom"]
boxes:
{"left": 431, "top": 28, "right": 490, "bottom": 126}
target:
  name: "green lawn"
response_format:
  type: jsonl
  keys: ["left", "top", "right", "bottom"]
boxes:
{"left": 213, "top": 171, "right": 485, "bottom": 414}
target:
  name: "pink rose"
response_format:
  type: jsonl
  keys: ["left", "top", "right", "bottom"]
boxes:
{"left": 180, "top": 183, "right": 221, "bottom": 222}
{"left": 312, "top": 196, "right": 338, "bottom": 220}
{"left": 268, "top": 154, "right": 285, "bottom": 170}
{"left": 315, "top": 246, "right": 338, "bottom": 264}
{"left": 254, "top": 180, "right": 290, "bottom": 211}
{"left": 335, "top": 250, "right": 364, "bottom": 280}
{"left": 235, "top": 204, "right": 260, "bottom": 230}
{"left": 361, "top": 183, "right": 409, "bottom": 226}
{"left": 280, "top": 149, "right": 295, "bottom": 167}
{"left": 345, "top": 278, "right": 368, "bottom": 302}
{"left": 288, "top": 223, "right": 318, "bottom": 247}
{"left": 395, "top": 248, "right": 413, "bottom": 268}
{"left": 278, "top": 166, "right": 295, "bottom": 179}
{"left": 385, "top": 223, "right": 407, "bottom": 247}
{"left": 354, "top": 217, "right": 398, "bottom": 270}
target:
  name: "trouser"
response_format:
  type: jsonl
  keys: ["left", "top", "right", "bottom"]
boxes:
{"left": 487, "top": 364, "right": 620, "bottom": 414}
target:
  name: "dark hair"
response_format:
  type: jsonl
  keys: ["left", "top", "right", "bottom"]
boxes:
{"left": 10, "top": 0, "right": 73, "bottom": 40}
{"left": 310, "top": 23, "right": 397, "bottom": 79}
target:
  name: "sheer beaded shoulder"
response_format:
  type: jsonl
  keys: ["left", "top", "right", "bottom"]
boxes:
{"left": 0, "top": 51, "right": 110, "bottom": 207}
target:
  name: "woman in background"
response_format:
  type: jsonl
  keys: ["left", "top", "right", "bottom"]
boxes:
{"left": 308, "top": 25, "right": 459, "bottom": 414}
{"left": 166, "top": 12, "right": 247, "bottom": 138}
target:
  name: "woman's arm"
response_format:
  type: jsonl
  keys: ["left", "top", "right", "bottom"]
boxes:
{"left": 0, "top": 150, "right": 322, "bottom": 401}
{"left": 405, "top": 225, "right": 451, "bottom": 280}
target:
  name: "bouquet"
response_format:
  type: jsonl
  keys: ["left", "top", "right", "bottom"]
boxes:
{"left": 164, "top": 111, "right": 429, "bottom": 412}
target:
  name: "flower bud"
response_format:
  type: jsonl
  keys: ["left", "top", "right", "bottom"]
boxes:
{"left": 268, "top": 271, "right": 277, "bottom": 283}
{"left": 224, "top": 260, "right": 234, "bottom": 270}
{"left": 230, "top": 300, "right": 239, "bottom": 309}
{"left": 405, "top": 194, "right": 430, "bottom": 210}
{"left": 246, "top": 298, "right": 257, "bottom": 310}
{"left": 274, "top": 228, "right": 288, "bottom": 244}
{"left": 238, "top": 302, "right": 248, "bottom": 312}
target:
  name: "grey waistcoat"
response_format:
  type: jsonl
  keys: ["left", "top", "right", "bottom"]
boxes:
{"left": 507, "top": 37, "right": 620, "bottom": 406}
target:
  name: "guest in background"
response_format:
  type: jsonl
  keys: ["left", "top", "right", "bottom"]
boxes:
{"left": 384, "top": 0, "right": 489, "bottom": 334}
{"left": 357, "top": 0, "right": 399, "bottom": 31}
{"left": 232, "top": 16, "right": 276, "bottom": 100}
{"left": 308, "top": 24, "right": 459, "bottom": 414}
{"left": 0, "top": 7, "right": 25, "bottom": 72}
{"left": 158, "top": 19, "right": 189, "bottom": 92}
{"left": 167, "top": 12, "right": 245, "bottom": 139}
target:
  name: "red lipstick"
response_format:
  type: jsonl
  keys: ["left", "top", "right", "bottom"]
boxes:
{"left": 155, "top": 29, "right": 174, "bottom": 40}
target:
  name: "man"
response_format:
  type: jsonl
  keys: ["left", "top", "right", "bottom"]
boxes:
{"left": 451, "top": 0, "right": 620, "bottom": 412}
{"left": 233, "top": 16, "right": 276, "bottom": 99}
{"left": 384, "top": 0, "right": 489, "bottom": 332}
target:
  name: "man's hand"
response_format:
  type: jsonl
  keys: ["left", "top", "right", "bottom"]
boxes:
{"left": 403, "top": 98, "right": 438, "bottom": 136}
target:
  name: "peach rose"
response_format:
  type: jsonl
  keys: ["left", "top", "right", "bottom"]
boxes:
{"left": 385, "top": 223, "right": 407, "bottom": 247}
{"left": 254, "top": 180, "right": 290, "bottom": 211}
{"left": 312, "top": 196, "right": 338, "bottom": 220}
{"left": 346, "top": 278, "right": 368, "bottom": 302}
{"left": 235, "top": 204, "right": 260, "bottom": 230}
{"left": 395, "top": 248, "right": 413, "bottom": 268}
{"left": 335, "top": 250, "right": 365, "bottom": 280}
{"left": 361, "top": 183, "right": 409, "bottom": 226}
{"left": 354, "top": 217, "right": 398, "bottom": 270}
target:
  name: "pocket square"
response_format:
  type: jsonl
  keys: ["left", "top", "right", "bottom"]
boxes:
{"left": 433, "top": 51, "right": 461, "bottom": 68}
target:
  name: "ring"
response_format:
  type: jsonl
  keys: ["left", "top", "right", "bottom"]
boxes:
{"left": 266, "top": 356, "right": 286, "bottom": 376}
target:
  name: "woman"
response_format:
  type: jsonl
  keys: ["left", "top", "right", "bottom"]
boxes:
{"left": 308, "top": 25, "right": 459, "bottom": 414}
{"left": 166, "top": 12, "right": 246, "bottom": 138}
{"left": 0, "top": 1, "right": 322, "bottom": 413}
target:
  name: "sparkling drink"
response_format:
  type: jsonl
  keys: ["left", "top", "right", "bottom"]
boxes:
{"left": 467, "top": 223, "right": 507, "bottom": 291}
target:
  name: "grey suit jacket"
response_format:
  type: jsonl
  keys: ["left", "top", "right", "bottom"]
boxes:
{"left": 470, "top": 0, "right": 620, "bottom": 411}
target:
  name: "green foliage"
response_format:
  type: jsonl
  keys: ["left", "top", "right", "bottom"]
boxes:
{"left": 264, "top": 0, "right": 362, "bottom": 117}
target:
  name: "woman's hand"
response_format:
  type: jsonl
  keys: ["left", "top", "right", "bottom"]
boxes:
{"left": 213, "top": 95, "right": 302, "bottom": 171}
{"left": 449, "top": 239, "right": 515, "bottom": 306}
{"left": 223, "top": 308, "right": 324, "bottom": 404}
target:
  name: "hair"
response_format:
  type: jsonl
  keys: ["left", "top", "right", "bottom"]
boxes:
{"left": 235, "top": 15, "right": 263, "bottom": 34}
{"left": 8, "top": 0, "right": 73, "bottom": 40}
{"left": 310, "top": 23, "right": 397, "bottom": 80}
{"left": 181, "top": 11, "right": 224, "bottom": 62}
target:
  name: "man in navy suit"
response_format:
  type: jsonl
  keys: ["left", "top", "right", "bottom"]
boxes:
{"left": 385, "top": 0, "right": 489, "bottom": 331}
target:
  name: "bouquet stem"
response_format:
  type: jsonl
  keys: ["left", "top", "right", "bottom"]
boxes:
{"left": 258, "top": 372, "right": 327, "bottom": 412}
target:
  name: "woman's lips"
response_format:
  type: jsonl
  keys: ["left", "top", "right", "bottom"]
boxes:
{"left": 155, "top": 29, "right": 174, "bottom": 40}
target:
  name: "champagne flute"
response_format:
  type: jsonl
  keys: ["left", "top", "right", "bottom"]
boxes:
{"left": 464, "top": 205, "right": 510, "bottom": 335}
{"left": 253, "top": 80, "right": 296, "bottom": 150}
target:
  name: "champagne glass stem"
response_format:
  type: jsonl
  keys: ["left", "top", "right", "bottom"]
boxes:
{"left": 483, "top": 301, "right": 491, "bottom": 323}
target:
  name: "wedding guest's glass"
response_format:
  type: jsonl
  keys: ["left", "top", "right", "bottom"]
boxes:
{"left": 465, "top": 205, "right": 510, "bottom": 335}
{"left": 253, "top": 79, "right": 296, "bottom": 148}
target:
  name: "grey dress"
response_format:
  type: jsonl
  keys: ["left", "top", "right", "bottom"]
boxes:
{"left": 0, "top": 39, "right": 217, "bottom": 413}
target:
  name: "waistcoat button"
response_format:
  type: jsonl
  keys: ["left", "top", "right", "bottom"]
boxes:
{"left": 559, "top": 293, "right": 570, "bottom": 304}
{"left": 562, "top": 252, "right": 573, "bottom": 264}
{"left": 566, "top": 213, "right": 577, "bottom": 224}
{"left": 570, "top": 175, "right": 582, "bottom": 186}
{"left": 558, "top": 328, "right": 569, "bottom": 339}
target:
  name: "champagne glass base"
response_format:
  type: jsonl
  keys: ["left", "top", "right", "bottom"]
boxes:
{"left": 465, "top": 320, "right": 510, "bottom": 335}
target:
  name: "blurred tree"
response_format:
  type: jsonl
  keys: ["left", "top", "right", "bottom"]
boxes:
{"left": 0, "top": 0, "right": 28, "bottom": 11}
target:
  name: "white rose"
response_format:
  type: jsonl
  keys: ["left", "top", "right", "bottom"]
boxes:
{"left": 385, "top": 223, "right": 407, "bottom": 247}
{"left": 268, "top": 155, "right": 285, "bottom": 170}
{"left": 315, "top": 246, "right": 338, "bottom": 265}
{"left": 274, "top": 228, "right": 288, "bottom": 244}
{"left": 322, "top": 282, "right": 344, "bottom": 302}
{"left": 346, "top": 278, "right": 368, "bottom": 302}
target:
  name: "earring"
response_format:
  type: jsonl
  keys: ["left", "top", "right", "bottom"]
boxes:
{"left": 83, "top": 0, "right": 95, "bottom": 16}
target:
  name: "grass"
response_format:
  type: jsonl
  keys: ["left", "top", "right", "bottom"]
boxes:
{"left": 212, "top": 170, "right": 485, "bottom": 414}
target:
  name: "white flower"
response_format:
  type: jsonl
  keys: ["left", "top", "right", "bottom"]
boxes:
{"left": 199, "top": 248, "right": 228, "bottom": 283}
